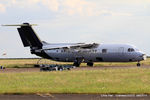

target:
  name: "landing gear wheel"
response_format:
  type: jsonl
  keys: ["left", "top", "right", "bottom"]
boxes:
{"left": 137, "top": 62, "right": 141, "bottom": 67}
{"left": 87, "top": 62, "right": 94, "bottom": 67}
{"left": 73, "top": 57, "right": 83, "bottom": 67}
{"left": 73, "top": 63, "right": 80, "bottom": 67}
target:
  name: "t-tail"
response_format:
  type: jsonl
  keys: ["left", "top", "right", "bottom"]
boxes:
{"left": 2, "top": 23, "right": 51, "bottom": 59}
{"left": 2, "top": 23, "right": 42, "bottom": 49}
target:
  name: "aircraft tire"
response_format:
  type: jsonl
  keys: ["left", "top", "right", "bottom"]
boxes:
{"left": 73, "top": 63, "right": 80, "bottom": 67}
{"left": 87, "top": 62, "right": 94, "bottom": 67}
{"left": 137, "top": 63, "right": 141, "bottom": 67}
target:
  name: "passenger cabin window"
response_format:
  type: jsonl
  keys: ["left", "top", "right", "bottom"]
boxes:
{"left": 92, "top": 50, "right": 97, "bottom": 53}
{"left": 95, "top": 50, "right": 97, "bottom": 53}
{"left": 102, "top": 49, "right": 107, "bottom": 53}
{"left": 128, "top": 48, "right": 135, "bottom": 52}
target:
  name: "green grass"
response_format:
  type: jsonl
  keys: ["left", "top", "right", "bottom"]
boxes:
{"left": 0, "top": 59, "right": 72, "bottom": 68}
{"left": 0, "top": 68, "right": 150, "bottom": 94}
{"left": 0, "top": 58, "right": 150, "bottom": 94}
{"left": 1, "top": 58, "right": 150, "bottom": 68}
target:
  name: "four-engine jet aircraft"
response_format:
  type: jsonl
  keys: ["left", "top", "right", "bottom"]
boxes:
{"left": 3, "top": 23, "right": 146, "bottom": 66}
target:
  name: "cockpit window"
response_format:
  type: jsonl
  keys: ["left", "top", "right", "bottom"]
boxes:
{"left": 128, "top": 48, "right": 135, "bottom": 52}
{"left": 135, "top": 48, "right": 139, "bottom": 51}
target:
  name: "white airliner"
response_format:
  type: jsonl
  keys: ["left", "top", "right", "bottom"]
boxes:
{"left": 3, "top": 23, "right": 146, "bottom": 66}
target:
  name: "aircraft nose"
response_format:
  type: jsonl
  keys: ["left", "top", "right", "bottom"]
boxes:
{"left": 138, "top": 52, "right": 147, "bottom": 60}
{"left": 141, "top": 54, "right": 147, "bottom": 60}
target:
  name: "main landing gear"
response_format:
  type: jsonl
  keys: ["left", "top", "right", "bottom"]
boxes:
{"left": 137, "top": 61, "right": 141, "bottom": 67}
{"left": 73, "top": 62, "right": 81, "bottom": 67}
{"left": 87, "top": 62, "right": 94, "bottom": 67}
{"left": 73, "top": 57, "right": 83, "bottom": 67}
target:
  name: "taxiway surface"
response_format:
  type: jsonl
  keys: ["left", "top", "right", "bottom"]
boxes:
{"left": 0, "top": 94, "right": 150, "bottom": 100}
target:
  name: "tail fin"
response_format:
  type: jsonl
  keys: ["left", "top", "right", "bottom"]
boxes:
{"left": 17, "top": 23, "right": 42, "bottom": 48}
{"left": 3, "top": 23, "right": 43, "bottom": 49}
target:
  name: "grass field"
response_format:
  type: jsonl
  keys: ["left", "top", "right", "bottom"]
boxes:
{"left": 0, "top": 68, "right": 150, "bottom": 94}
{"left": 0, "top": 58, "right": 150, "bottom": 94}
{"left": 0, "top": 58, "right": 150, "bottom": 68}
{"left": 0, "top": 59, "right": 72, "bottom": 68}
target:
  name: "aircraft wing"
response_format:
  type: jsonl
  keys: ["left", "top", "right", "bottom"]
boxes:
{"left": 70, "top": 43, "right": 99, "bottom": 49}
{"left": 42, "top": 43, "right": 99, "bottom": 50}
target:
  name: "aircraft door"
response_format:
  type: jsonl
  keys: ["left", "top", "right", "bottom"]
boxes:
{"left": 118, "top": 47, "right": 128, "bottom": 61}
{"left": 118, "top": 47, "right": 124, "bottom": 54}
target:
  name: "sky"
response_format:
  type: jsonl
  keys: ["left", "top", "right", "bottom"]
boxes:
{"left": 0, "top": 0, "right": 150, "bottom": 58}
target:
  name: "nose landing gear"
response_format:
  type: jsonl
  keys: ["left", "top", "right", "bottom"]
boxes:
{"left": 137, "top": 61, "right": 141, "bottom": 67}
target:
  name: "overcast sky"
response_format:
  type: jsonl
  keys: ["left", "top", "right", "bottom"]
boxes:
{"left": 0, "top": 0, "right": 150, "bottom": 58}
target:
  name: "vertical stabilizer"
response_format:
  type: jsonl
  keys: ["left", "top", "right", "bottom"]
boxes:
{"left": 17, "top": 23, "right": 43, "bottom": 49}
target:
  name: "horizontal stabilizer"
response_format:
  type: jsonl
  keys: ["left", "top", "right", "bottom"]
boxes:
{"left": 2, "top": 23, "right": 37, "bottom": 27}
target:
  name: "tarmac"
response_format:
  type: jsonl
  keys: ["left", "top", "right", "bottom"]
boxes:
{"left": 0, "top": 94, "right": 150, "bottom": 100}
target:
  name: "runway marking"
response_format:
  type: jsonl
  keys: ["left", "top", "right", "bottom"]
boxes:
{"left": 36, "top": 93, "right": 54, "bottom": 98}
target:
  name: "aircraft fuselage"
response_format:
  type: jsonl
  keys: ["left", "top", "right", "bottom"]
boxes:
{"left": 34, "top": 43, "right": 146, "bottom": 63}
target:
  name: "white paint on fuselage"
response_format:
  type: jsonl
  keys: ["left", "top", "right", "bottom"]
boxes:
{"left": 42, "top": 43, "right": 146, "bottom": 63}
